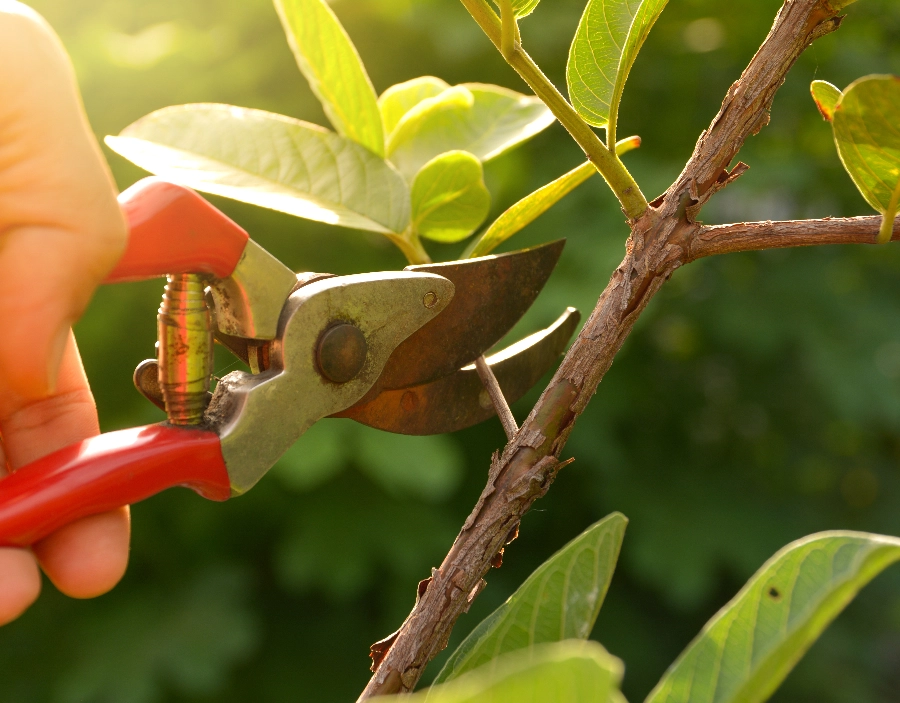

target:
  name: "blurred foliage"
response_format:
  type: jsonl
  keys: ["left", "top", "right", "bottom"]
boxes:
{"left": 2, "top": 0, "right": 900, "bottom": 701}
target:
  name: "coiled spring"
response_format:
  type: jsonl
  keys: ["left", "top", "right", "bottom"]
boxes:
{"left": 157, "top": 274, "right": 212, "bottom": 425}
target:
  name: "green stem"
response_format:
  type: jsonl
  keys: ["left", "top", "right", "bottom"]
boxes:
{"left": 878, "top": 181, "right": 900, "bottom": 245}
{"left": 497, "top": 0, "right": 518, "bottom": 60}
{"left": 460, "top": 0, "right": 648, "bottom": 220}
{"left": 606, "top": 104, "right": 618, "bottom": 152}
{"left": 389, "top": 229, "right": 432, "bottom": 265}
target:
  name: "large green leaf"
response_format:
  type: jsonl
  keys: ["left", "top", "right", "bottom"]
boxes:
{"left": 566, "top": 0, "right": 669, "bottom": 133}
{"left": 387, "top": 83, "right": 555, "bottom": 180}
{"left": 810, "top": 80, "right": 842, "bottom": 122}
{"left": 379, "top": 77, "right": 450, "bottom": 140}
{"left": 465, "top": 160, "right": 597, "bottom": 258}
{"left": 274, "top": 0, "right": 384, "bottom": 156}
{"left": 411, "top": 151, "right": 490, "bottom": 243}
{"left": 434, "top": 513, "right": 627, "bottom": 685}
{"left": 832, "top": 75, "right": 900, "bottom": 243}
{"left": 395, "top": 641, "right": 623, "bottom": 703}
{"left": 646, "top": 531, "right": 900, "bottom": 703}
{"left": 106, "top": 104, "right": 410, "bottom": 234}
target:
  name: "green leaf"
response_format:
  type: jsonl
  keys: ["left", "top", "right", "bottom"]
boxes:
{"left": 434, "top": 513, "right": 627, "bottom": 685}
{"left": 614, "top": 134, "right": 642, "bottom": 155}
{"left": 398, "top": 641, "right": 623, "bottom": 703}
{"left": 464, "top": 160, "right": 596, "bottom": 258}
{"left": 274, "top": 0, "right": 384, "bottom": 156}
{"left": 832, "top": 75, "right": 900, "bottom": 243}
{"left": 379, "top": 76, "right": 450, "bottom": 140}
{"left": 105, "top": 104, "right": 410, "bottom": 234}
{"left": 567, "top": 0, "right": 669, "bottom": 137}
{"left": 810, "top": 80, "right": 842, "bottom": 122}
{"left": 387, "top": 83, "right": 555, "bottom": 180}
{"left": 645, "top": 531, "right": 900, "bottom": 703}
{"left": 501, "top": 0, "right": 541, "bottom": 19}
{"left": 411, "top": 151, "right": 490, "bottom": 243}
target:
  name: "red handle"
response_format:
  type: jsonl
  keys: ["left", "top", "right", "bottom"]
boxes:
{"left": 106, "top": 178, "right": 250, "bottom": 282}
{"left": 0, "top": 425, "right": 232, "bottom": 547}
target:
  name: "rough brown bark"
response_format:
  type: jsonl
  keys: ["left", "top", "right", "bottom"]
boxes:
{"left": 689, "top": 215, "right": 900, "bottom": 259}
{"left": 358, "top": 1, "right": 852, "bottom": 697}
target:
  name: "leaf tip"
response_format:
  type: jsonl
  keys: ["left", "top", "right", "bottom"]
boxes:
{"left": 810, "top": 80, "right": 842, "bottom": 122}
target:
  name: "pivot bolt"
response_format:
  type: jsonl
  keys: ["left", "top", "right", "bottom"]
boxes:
{"left": 316, "top": 323, "right": 367, "bottom": 383}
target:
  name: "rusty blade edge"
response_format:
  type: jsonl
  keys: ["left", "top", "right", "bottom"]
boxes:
{"left": 374, "top": 239, "right": 566, "bottom": 392}
{"left": 333, "top": 307, "right": 581, "bottom": 435}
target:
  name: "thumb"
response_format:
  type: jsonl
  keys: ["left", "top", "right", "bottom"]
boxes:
{"left": 0, "top": 3, "right": 127, "bottom": 399}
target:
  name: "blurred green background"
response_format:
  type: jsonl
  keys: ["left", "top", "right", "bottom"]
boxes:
{"left": 3, "top": 0, "right": 900, "bottom": 700}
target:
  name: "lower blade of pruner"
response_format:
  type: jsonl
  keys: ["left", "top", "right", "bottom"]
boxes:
{"left": 333, "top": 307, "right": 580, "bottom": 435}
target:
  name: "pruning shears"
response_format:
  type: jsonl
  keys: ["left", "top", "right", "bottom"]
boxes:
{"left": 0, "top": 178, "right": 579, "bottom": 547}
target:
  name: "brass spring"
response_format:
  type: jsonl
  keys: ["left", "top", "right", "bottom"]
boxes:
{"left": 157, "top": 274, "right": 213, "bottom": 425}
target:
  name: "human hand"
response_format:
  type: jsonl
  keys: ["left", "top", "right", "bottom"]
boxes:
{"left": 0, "top": 1, "right": 130, "bottom": 624}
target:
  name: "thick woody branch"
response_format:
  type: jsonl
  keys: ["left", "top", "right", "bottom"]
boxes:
{"left": 357, "top": 1, "right": 846, "bottom": 697}
{"left": 689, "top": 216, "right": 900, "bottom": 260}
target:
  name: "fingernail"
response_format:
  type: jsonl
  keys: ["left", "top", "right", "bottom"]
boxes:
{"left": 46, "top": 324, "right": 71, "bottom": 394}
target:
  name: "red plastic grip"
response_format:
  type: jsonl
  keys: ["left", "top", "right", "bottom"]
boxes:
{"left": 0, "top": 425, "right": 232, "bottom": 547}
{"left": 106, "top": 178, "right": 250, "bottom": 282}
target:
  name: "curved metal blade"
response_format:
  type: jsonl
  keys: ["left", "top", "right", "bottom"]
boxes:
{"left": 375, "top": 239, "right": 565, "bottom": 391}
{"left": 335, "top": 307, "right": 580, "bottom": 435}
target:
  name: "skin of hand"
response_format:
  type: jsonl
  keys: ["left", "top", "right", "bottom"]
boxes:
{"left": 0, "top": 1, "right": 131, "bottom": 625}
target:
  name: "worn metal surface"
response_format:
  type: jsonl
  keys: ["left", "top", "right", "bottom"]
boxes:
{"left": 335, "top": 307, "right": 580, "bottom": 435}
{"left": 133, "top": 358, "right": 165, "bottom": 411}
{"left": 374, "top": 240, "right": 565, "bottom": 392}
{"left": 316, "top": 323, "right": 368, "bottom": 383}
{"left": 211, "top": 272, "right": 336, "bottom": 370}
{"left": 207, "top": 239, "right": 297, "bottom": 340}
{"left": 157, "top": 274, "right": 213, "bottom": 425}
{"left": 205, "top": 272, "right": 454, "bottom": 495}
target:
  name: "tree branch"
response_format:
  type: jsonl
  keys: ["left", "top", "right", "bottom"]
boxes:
{"left": 357, "top": 1, "right": 847, "bottom": 697}
{"left": 689, "top": 215, "right": 900, "bottom": 260}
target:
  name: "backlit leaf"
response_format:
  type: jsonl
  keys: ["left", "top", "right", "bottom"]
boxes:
{"left": 567, "top": 0, "right": 669, "bottom": 132}
{"left": 434, "top": 513, "right": 627, "bottom": 685}
{"left": 399, "top": 641, "right": 623, "bottom": 703}
{"left": 106, "top": 104, "right": 410, "bottom": 234}
{"left": 411, "top": 151, "right": 490, "bottom": 243}
{"left": 646, "top": 531, "right": 900, "bottom": 703}
{"left": 503, "top": 0, "right": 541, "bottom": 19}
{"left": 464, "top": 160, "right": 596, "bottom": 258}
{"left": 810, "top": 80, "right": 841, "bottom": 122}
{"left": 832, "top": 75, "right": 900, "bottom": 225}
{"left": 379, "top": 76, "right": 450, "bottom": 140}
{"left": 274, "top": 0, "right": 384, "bottom": 155}
{"left": 387, "top": 83, "right": 554, "bottom": 180}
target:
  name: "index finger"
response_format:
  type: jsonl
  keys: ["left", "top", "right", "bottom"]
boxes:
{"left": 0, "top": 3, "right": 127, "bottom": 400}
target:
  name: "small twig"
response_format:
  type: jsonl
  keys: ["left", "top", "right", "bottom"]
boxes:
{"left": 688, "top": 215, "right": 900, "bottom": 260}
{"left": 474, "top": 355, "right": 518, "bottom": 440}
